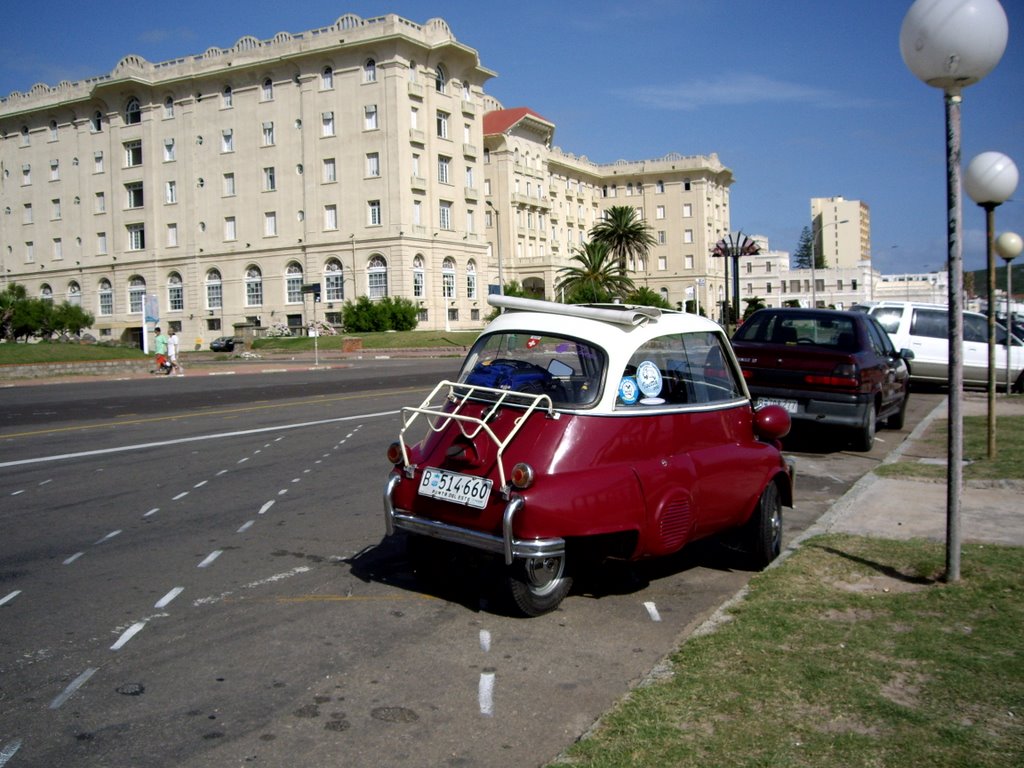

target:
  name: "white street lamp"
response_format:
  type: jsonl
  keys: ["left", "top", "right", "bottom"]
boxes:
{"left": 900, "top": 0, "right": 1008, "bottom": 583}
{"left": 996, "top": 231, "right": 1023, "bottom": 393}
{"left": 965, "top": 151, "right": 1019, "bottom": 458}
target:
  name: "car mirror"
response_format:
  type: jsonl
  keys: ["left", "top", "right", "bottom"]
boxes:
{"left": 753, "top": 404, "right": 791, "bottom": 442}
{"left": 900, "top": 348, "right": 915, "bottom": 361}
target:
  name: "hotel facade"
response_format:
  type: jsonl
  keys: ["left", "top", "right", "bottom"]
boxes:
{"left": 0, "top": 13, "right": 734, "bottom": 346}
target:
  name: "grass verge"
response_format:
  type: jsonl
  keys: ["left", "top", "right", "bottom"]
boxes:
{"left": 252, "top": 329, "right": 480, "bottom": 352}
{"left": 0, "top": 342, "right": 147, "bottom": 365}
{"left": 875, "top": 413, "right": 1024, "bottom": 481}
{"left": 552, "top": 534, "right": 1023, "bottom": 767}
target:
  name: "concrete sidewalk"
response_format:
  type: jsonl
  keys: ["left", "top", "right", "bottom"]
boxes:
{"left": 823, "top": 392, "right": 1024, "bottom": 547}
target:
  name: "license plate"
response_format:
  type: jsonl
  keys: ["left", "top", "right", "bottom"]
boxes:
{"left": 757, "top": 397, "right": 798, "bottom": 414}
{"left": 418, "top": 468, "right": 493, "bottom": 509}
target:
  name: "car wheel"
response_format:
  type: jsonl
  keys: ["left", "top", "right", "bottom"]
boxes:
{"left": 854, "top": 402, "right": 876, "bottom": 452}
{"left": 747, "top": 481, "right": 782, "bottom": 569}
{"left": 506, "top": 555, "right": 572, "bottom": 617}
{"left": 886, "top": 394, "right": 908, "bottom": 430}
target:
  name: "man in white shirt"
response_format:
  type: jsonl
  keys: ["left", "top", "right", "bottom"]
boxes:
{"left": 168, "top": 330, "right": 184, "bottom": 375}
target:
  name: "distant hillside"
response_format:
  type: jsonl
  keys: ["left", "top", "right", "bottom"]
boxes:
{"left": 966, "top": 262, "right": 1024, "bottom": 297}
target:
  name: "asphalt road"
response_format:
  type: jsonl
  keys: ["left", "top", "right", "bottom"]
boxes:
{"left": 0, "top": 366, "right": 941, "bottom": 768}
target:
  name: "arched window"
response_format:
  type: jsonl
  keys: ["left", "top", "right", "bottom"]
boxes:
{"left": 656, "top": 180, "right": 664, "bottom": 194}
{"left": 168, "top": 272, "right": 184, "bottom": 311}
{"left": 40, "top": 284, "right": 53, "bottom": 302}
{"left": 442, "top": 257, "right": 456, "bottom": 299}
{"left": 364, "top": 59, "right": 377, "bottom": 83}
{"left": 128, "top": 276, "right": 146, "bottom": 314}
{"left": 261, "top": 78, "right": 273, "bottom": 101}
{"left": 163, "top": 96, "right": 174, "bottom": 118}
{"left": 91, "top": 111, "right": 103, "bottom": 132}
{"left": 285, "top": 262, "right": 303, "bottom": 303}
{"left": 67, "top": 281, "right": 81, "bottom": 307}
{"left": 321, "top": 66, "right": 333, "bottom": 89}
{"left": 205, "top": 269, "right": 223, "bottom": 310}
{"left": 367, "top": 255, "right": 388, "bottom": 299}
{"left": 245, "top": 266, "right": 263, "bottom": 306}
{"left": 20, "top": 125, "right": 29, "bottom": 146}
{"left": 125, "top": 98, "right": 141, "bottom": 125}
{"left": 412, "top": 255, "right": 425, "bottom": 298}
{"left": 98, "top": 279, "right": 113, "bottom": 316}
{"left": 434, "top": 64, "right": 447, "bottom": 93}
{"left": 49, "top": 120, "right": 58, "bottom": 141}
{"left": 324, "top": 258, "right": 344, "bottom": 302}
{"left": 222, "top": 86, "right": 233, "bottom": 108}
{"left": 466, "top": 260, "right": 477, "bottom": 299}
{"left": 660, "top": 287, "right": 670, "bottom": 304}
{"left": 408, "top": 60, "right": 418, "bottom": 83}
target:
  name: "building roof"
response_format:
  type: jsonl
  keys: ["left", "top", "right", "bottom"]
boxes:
{"left": 482, "top": 107, "right": 554, "bottom": 136}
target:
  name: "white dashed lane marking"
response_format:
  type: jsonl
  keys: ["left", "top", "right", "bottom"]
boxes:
{"left": 0, "top": 591, "right": 21, "bottom": 607}
{"left": 197, "top": 550, "right": 223, "bottom": 568}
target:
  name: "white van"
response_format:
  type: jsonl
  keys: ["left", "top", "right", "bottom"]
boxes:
{"left": 852, "top": 301, "right": 1024, "bottom": 391}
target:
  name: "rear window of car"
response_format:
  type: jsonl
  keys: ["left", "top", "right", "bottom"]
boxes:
{"left": 734, "top": 312, "right": 858, "bottom": 351}
{"left": 910, "top": 309, "right": 948, "bottom": 339}
{"left": 869, "top": 307, "right": 903, "bottom": 334}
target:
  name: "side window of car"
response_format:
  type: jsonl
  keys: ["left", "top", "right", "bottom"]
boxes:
{"left": 963, "top": 314, "right": 987, "bottom": 343}
{"left": 910, "top": 309, "right": 948, "bottom": 339}
{"left": 866, "top": 319, "right": 895, "bottom": 356}
{"left": 616, "top": 332, "right": 743, "bottom": 408}
{"left": 871, "top": 307, "right": 903, "bottom": 334}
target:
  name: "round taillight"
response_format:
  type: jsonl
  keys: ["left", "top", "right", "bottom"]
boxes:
{"left": 386, "top": 442, "right": 404, "bottom": 465}
{"left": 510, "top": 462, "right": 535, "bottom": 490}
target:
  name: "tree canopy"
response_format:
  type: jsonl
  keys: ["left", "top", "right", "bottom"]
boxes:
{"left": 0, "top": 283, "right": 94, "bottom": 342}
{"left": 792, "top": 226, "right": 814, "bottom": 269}
{"left": 589, "top": 205, "right": 657, "bottom": 276}
{"left": 555, "top": 241, "right": 636, "bottom": 303}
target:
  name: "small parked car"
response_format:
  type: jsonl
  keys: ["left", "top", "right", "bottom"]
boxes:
{"left": 852, "top": 301, "right": 1024, "bottom": 391}
{"left": 384, "top": 295, "right": 794, "bottom": 616}
{"left": 209, "top": 336, "right": 237, "bottom": 352}
{"left": 731, "top": 307, "right": 913, "bottom": 451}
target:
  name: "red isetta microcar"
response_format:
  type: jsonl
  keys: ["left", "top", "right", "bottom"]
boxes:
{"left": 385, "top": 296, "right": 794, "bottom": 616}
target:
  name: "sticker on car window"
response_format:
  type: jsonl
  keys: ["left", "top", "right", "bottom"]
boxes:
{"left": 636, "top": 360, "right": 663, "bottom": 398}
{"left": 618, "top": 376, "right": 639, "bottom": 405}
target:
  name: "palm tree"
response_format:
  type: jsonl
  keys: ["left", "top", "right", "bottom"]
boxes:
{"left": 589, "top": 205, "right": 657, "bottom": 276}
{"left": 555, "top": 241, "right": 635, "bottom": 303}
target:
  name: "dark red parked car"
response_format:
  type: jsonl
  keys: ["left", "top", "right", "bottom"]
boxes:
{"left": 731, "top": 307, "right": 913, "bottom": 451}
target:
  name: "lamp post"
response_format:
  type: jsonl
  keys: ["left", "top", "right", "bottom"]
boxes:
{"left": 810, "top": 218, "right": 849, "bottom": 308}
{"left": 996, "top": 232, "right": 1023, "bottom": 393}
{"left": 900, "top": 0, "right": 1008, "bottom": 583}
{"left": 965, "top": 151, "right": 1019, "bottom": 458}
{"left": 712, "top": 232, "right": 760, "bottom": 329}
{"left": 485, "top": 200, "right": 505, "bottom": 297}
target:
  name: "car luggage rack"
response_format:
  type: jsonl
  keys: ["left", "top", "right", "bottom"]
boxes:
{"left": 395, "top": 379, "right": 558, "bottom": 492}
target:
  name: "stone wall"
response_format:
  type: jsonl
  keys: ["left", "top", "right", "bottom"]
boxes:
{"left": 0, "top": 359, "right": 148, "bottom": 381}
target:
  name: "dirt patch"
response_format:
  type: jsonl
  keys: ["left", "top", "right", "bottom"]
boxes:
{"left": 880, "top": 669, "right": 929, "bottom": 708}
{"left": 832, "top": 574, "right": 929, "bottom": 594}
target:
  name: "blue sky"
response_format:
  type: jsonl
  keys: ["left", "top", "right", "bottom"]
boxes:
{"left": 3, "top": 0, "right": 1022, "bottom": 276}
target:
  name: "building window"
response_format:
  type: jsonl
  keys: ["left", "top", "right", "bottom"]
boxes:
{"left": 124, "top": 140, "right": 142, "bottom": 167}
{"left": 222, "top": 86, "right": 233, "bottom": 108}
{"left": 224, "top": 216, "right": 237, "bottom": 241}
{"left": 95, "top": 192, "right": 106, "bottom": 213}
{"left": 684, "top": 255, "right": 694, "bottom": 270}
{"left": 97, "top": 232, "right": 107, "bottom": 255}
{"left": 364, "top": 59, "right": 377, "bottom": 83}
{"left": 410, "top": 107, "right": 419, "bottom": 129}
{"left": 264, "top": 211, "right": 277, "bottom": 237}
{"left": 206, "top": 269, "right": 223, "bottom": 309}
{"left": 324, "top": 204, "right": 338, "bottom": 230}
{"left": 263, "top": 166, "right": 276, "bottom": 192}
{"left": 165, "top": 180, "right": 177, "bottom": 204}
{"left": 323, "top": 158, "right": 336, "bottom": 183}
{"left": 261, "top": 78, "right": 273, "bottom": 101}
{"left": 364, "top": 105, "right": 378, "bottom": 130}
{"left": 683, "top": 203, "right": 692, "bottom": 217}
{"left": 163, "top": 96, "right": 174, "bottom": 119}
{"left": 128, "top": 276, "right": 146, "bottom": 313}
{"left": 658, "top": 255, "right": 667, "bottom": 270}
{"left": 50, "top": 160, "right": 60, "bottom": 181}
{"left": 127, "top": 224, "right": 145, "bottom": 250}
{"left": 23, "top": 203, "right": 32, "bottom": 224}
{"left": 166, "top": 223, "right": 178, "bottom": 247}
{"left": 658, "top": 230, "right": 667, "bottom": 244}
{"left": 436, "top": 110, "right": 449, "bottom": 139}
{"left": 91, "top": 111, "right": 103, "bottom": 132}
{"left": 168, "top": 272, "right": 184, "bottom": 310}
{"left": 322, "top": 111, "right": 335, "bottom": 137}
{"left": 435, "top": 64, "right": 447, "bottom": 93}
{"left": 465, "top": 166, "right": 475, "bottom": 189}
{"left": 125, "top": 182, "right": 144, "bottom": 209}
{"left": 94, "top": 151, "right": 104, "bottom": 173}
{"left": 466, "top": 260, "right": 477, "bottom": 299}
{"left": 67, "top": 282, "right": 81, "bottom": 306}
{"left": 442, "top": 257, "right": 456, "bottom": 298}
{"left": 245, "top": 266, "right": 263, "bottom": 306}
{"left": 412, "top": 200, "right": 422, "bottom": 225}
{"left": 368, "top": 200, "right": 381, "bottom": 226}
{"left": 684, "top": 229, "right": 694, "bottom": 244}
{"left": 439, "top": 201, "right": 452, "bottom": 230}
{"left": 52, "top": 239, "right": 63, "bottom": 260}
{"left": 413, "top": 256, "right": 425, "bottom": 298}
{"left": 221, "top": 129, "right": 234, "bottom": 152}
{"left": 163, "top": 138, "right": 175, "bottom": 162}
{"left": 321, "top": 66, "right": 333, "bottom": 90}
{"left": 438, "top": 155, "right": 451, "bottom": 184}
{"left": 125, "top": 98, "right": 141, "bottom": 124}
{"left": 366, "top": 152, "right": 380, "bottom": 177}
{"left": 98, "top": 279, "right": 113, "bottom": 315}
{"left": 262, "top": 121, "right": 275, "bottom": 146}
{"left": 21, "top": 164, "right": 31, "bottom": 186}
{"left": 285, "top": 262, "right": 303, "bottom": 303}
{"left": 325, "top": 259, "right": 344, "bottom": 302}
{"left": 367, "top": 255, "right": 388, "bottom": 298}
{"left": 223, "top": 173, "right": 236, "bottom": 196}
{"left": 24, "top": 242, "right": 34, "bottom": 263}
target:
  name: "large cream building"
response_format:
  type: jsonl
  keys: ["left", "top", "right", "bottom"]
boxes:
{"left": 0, "top": 13, "right": 734, "bottom": 345}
